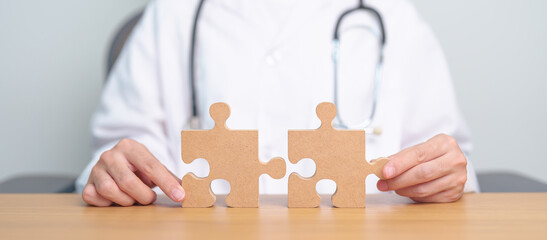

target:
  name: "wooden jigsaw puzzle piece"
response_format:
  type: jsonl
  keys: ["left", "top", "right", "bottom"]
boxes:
{"left": 225, "top": 178, "right": 259, "bottom": 207}
{"left": 330, "top": 176, "right": 367, "bottom": 207}
{"left": 288, "top": 102, "right": 390, "bottom": 208}
{"left": 286, "top": 130, "right": 321, "bottom": 208}
{"left": 258, "top": 157, "right": 286, "bottom": 180}
{"left": 368, "top": 157, "right": 389, "bottom": 180}
{"left": 225, "top": 157, "right": 286, "bottom": 208}
{"left": 330, "top": 157, "right": 389, "bottom": 207}
{"left": 181, "top": 102, "right": 286, "bottom": 208}
{"left": 288, "top": 173, "right": 321, "bottom": 207}
{"left": 181, "top": 173, "right": 215, "bottom": 207}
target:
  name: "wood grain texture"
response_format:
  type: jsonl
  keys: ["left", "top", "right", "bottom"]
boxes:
{"left": 1, "top": 193, "right": 546, "bottom": 239}
{"left": 288, "top": 102, "right": 388, "bottom": 207}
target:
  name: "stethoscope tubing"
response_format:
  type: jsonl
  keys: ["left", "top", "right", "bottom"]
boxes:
{"left": 188, "top": 0, "right": 386, "bottom": 134}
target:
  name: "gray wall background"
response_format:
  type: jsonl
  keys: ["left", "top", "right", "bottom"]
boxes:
{"left": 0, "top": 0, "right": 546, "bottom": 183}
{"left": 412, "top": 0, "right": 547, "bottom": 183}
{"left": 0, "top": 0, "right": 150, "bottom": 181}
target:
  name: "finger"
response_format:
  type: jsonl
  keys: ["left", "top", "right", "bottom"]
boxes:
{"left": 82, "top": 183, "right": 113, "bottom": 207}
{"left": 120, "top": 143, "right": 185, "bottom": 202}
{"left": 392, "top": 174, "right": 459, "bottom": 198}
{"left": 135, "top": 170, "right": 156, "bottom": 188}
{"left": 104, "top": 152, "right": 157, "bottom": 205}
{"left": 170, "top": 170, "right": 183, "bottom": 185}
{"left": 92, "top": 167, "right": 136, "bottom": 206}
{"left": 377, "top": 154, "right": 452, "bottom": 191}
{"left": 134, "top": 169, "right": 181, "bottom": 189}
{"left": 383, "top": 134, "right": 450, "bottom": 179}
{"left": 410, "top": 185, "right": 465, "bottom": 203}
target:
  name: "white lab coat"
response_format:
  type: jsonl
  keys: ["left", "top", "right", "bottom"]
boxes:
{"left": 76, "top": 0, "right": 480, "bottom": 194}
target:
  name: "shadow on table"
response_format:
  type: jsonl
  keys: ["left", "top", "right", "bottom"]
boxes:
{"left": 153, "top": 193, "right": 415, "bottom": 208}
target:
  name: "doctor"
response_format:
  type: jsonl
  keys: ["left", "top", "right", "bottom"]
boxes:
{"left": 78, "top": 0, "right": 479, "bottom": 207}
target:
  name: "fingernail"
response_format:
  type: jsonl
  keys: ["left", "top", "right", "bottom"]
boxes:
{"left": 384, "top": 163, "right": 395, "bottom": 179}
{"left": 377, "top": 180, "right": 388, "bottom": 191}
{"left": 171, "top": 188, "right": 185, "bottom": 202}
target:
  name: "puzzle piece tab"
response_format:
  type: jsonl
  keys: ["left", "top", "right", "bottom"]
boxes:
{"left": 288, "top": 102, "right": 389, "bottom": 208}
{"left": 181, "top": 102, "right": 286, "bottom": 208}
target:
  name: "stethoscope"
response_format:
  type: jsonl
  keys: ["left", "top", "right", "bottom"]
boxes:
{"left": 188, "top": 0, "right": 386, "bottom": 135}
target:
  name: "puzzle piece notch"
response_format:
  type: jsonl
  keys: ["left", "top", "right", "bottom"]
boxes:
{"left": 288, "top": 102, "right": 389, "bottom": 208}
{"left": 181, "top": 102, "right": 286, "bottom": 208}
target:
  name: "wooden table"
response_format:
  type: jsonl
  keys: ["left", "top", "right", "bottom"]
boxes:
{"left": 1, "top": 193, "right": 546, "bottom": 239}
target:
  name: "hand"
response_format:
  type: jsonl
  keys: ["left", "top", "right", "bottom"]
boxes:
{"left": 377, "top": 134, "right": 467, "bottom": 202}
{"left": 82, "top": 139, "right": 185, "bottom": 206}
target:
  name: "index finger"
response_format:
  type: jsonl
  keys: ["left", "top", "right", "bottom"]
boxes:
{"left": 119, "top": 142, "right": 185, "bottom": 202}
{"left": 383, "top": 135, "right": 448, "bottom": 179}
